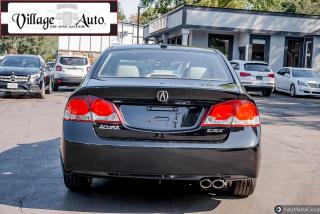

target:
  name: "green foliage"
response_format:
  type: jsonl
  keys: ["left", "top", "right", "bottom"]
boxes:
{"left": 140, "top": 0, "right": 320, "bottom": 24}
{"left": 0, "top": 36, "right": 58, "bottom": 61}
{"left": 118, "top": 2, "right": 126, "bottom": 21}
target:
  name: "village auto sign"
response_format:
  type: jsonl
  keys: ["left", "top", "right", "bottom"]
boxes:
{"left": 0, "top": 0, "right": 118, "bottom": 35}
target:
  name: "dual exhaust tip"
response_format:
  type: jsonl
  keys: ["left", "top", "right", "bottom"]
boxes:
{"left": 200, "top": 178, "right": 228, "bottom": 190}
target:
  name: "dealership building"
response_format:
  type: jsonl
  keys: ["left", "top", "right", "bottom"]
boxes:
{"left": 58, "top": 22, "right": 143, "bottom": 63}
{"left": 143, "top": 5, "right": 320, "bottom": 72}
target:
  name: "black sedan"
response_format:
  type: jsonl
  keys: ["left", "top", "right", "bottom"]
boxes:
{"left": 61, "top": 45, "right": 261, "bottom": 197}
{"left": 0, "top": 55, "right": 52, "bottom": 98}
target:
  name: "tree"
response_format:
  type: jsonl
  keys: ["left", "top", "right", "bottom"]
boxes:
{"left": 0, "top": 36, "right": 58, "bottom": 61}
{"left": 118, "top": 2, "right": 126, "bottom": 21}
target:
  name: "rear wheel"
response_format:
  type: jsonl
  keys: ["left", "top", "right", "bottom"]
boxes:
{"left": 230, "top": 179, "right": 256, "bottom": 197}
{"left": 290, "top": 84, "right": 296, "bottom": 97}
{"left": 63, "top": 172, "right": 92, "bottom": 191}
{"left": 53, "top": 82, "right": 59, "bottom": 92}
{"left": 45, "top": 81, "right": 52, "bottom": 94}
{"left": 262, "top": 89, "right": 272, "bottom": 97}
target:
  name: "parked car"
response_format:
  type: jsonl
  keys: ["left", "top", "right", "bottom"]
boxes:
{"left": 0, "top": 55, "right": 5, "bottom": 63}
{"left": 46, "top": 61, "right": 55, "bottom": 72}
{"left": 230, "top": 60, "right": 275, "bottom": 97}
{"left": 61, "top": 45, "right": 261, "bottom": 197}
{"left": 275, "top": 67, "right": 320, "bottom": 97}
{"left": 0, "top": 54, "right": 52, "bottom": 98}
{"left": 54, "top": 55, "right": 91, "bottom": 91}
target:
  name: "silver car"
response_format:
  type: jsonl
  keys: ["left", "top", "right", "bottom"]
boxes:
{"left": 275, "top": 67, "right": 320, "bottom": 97}
{"left": 230, "top": 60, "right": 275, "bottom": 97}
{"left": 53, "top": 55, "right": 91, "bottom": 91}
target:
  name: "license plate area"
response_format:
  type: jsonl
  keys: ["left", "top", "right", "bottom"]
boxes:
{"left": 256, "top": 76, "right": 263, "bottom": 80}
{"left": 7, "top": 83, "right": 18, "bottom": 89}
{"left": 120, "top": 105, "right": 204, "bottom": 131}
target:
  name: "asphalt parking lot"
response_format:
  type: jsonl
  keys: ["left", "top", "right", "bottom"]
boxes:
{"left": 0, "top": 90, "right": 319, "bottom": 214}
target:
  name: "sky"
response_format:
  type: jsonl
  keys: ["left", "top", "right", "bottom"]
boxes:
{"left": 119, "top": 0, "right": 141, "bottom": 16}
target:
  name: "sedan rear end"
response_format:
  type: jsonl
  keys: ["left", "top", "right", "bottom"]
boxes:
{"left": 61, "top": 45, "right": 261, "bottom": 197}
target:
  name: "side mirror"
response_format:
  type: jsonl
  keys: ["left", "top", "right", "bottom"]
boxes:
{"left": 284, "top": 73, "right": 290, "bottom": 78}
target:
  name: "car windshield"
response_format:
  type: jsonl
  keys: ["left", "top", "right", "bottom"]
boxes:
{"left": 97, "top": 50, "right": 232, "bottom": 81}
{"left": 47, "top": 62, "right": 54, "bottom": 68}
{"left": 244, "top": 63, "right": 271, "bottom": 72}
{"left": 0, "top": 56, "right": 40, "bottom": 68}
{"left": 292, "top": 69, "right": 319, "bottom": 78}
{"left": 60, "top": 57, "right": 88, "bottom": 66}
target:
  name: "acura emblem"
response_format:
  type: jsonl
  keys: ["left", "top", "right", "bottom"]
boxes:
{"left": 10, "top": 75, "right": 16, "bottom": 81}
{"left": 157, "top": 91, "right": 169, "bottom": 102}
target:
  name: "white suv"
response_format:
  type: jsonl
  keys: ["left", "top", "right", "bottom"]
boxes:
{"left": 230, "top": 60, "right": 275, "bottom": 97}
{"left": 53, "top": 55, "right": 91, "bottom": 91}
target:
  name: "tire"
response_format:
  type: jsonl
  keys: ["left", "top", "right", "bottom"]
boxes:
{"left": 290, "top": 84, "right": 296, "bottom": 97}
{"left": 262, "top": 89, "right": 272, "bottom": 97}
{"left": 36, "top": 81, "right": 45, "bottom": 99}
{"left": 53, "top": 83, "right": 59, "bottom": 92}
{"left": 4, "top": 92, "right": 11, "bottom": 97}
{"left": 45, "top": 81, "right": 53, "bottom": 94}
{"left": 63, "top": 172, "right": 92, "bottom": 191}
{"left": 230, "top": 179, "right": 256, "bottom": 197}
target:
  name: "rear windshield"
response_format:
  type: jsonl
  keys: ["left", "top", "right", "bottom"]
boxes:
{"left": 59, "top": 57, "right": 88, "bottom": 66}
{"left": 0, "top": 56, "right": 40, "bottom": 68}
{"left": 96, "top": 50, "right": 232, "bottom": 81}
{"left": 244, "top": 63, "right": 271, "bottom": 72}
{"left": 292, "top": 69, "right": 319, "bottom": 78}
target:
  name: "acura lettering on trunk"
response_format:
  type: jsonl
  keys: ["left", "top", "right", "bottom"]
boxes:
{"left": 61, "top": 45, "right": 261, "bottom": 197}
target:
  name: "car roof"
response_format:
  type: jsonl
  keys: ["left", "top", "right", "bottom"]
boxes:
{"left": 231, "top": 60, "right": 269, "bottom": 65}
{"left": 109, "top": 44, "right": 218, "bottom": 54}
{"left": 287, "top": 67, "right": 312, "bottom": 70}
{"left": 58, "top": 55, "right": 88, "bottom": 58}
{"left": 6, "top": 54, "right": 40, "bottom": 58}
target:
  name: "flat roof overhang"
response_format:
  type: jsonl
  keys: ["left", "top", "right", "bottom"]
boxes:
{"left": 143, "top": 6, "right": 320, "bottom": 39}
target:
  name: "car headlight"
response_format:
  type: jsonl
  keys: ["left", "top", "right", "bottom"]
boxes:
{"left": 29, "top": 73, "right": 41, "bottom": 83}
{"left": 297, "top": 80, "right": 308, "bottom": 87}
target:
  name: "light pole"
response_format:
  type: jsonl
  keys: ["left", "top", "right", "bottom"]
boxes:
{"left": 137, "top": 5, "right": 145, "bottom": 44}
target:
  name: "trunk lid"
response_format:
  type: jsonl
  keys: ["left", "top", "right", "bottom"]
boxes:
{"left": 84, "top": 78, "right": 240, "bottom": 141}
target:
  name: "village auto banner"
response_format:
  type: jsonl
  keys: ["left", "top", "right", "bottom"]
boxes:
{"left": 0, "top": 0, "right": 118, "bottom": 36}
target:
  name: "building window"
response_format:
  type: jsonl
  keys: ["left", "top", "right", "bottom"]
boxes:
{"left": 208, "top": 34, "right": 234, "bottom": 60}
{"left": 168, "top": 36, "right": 182, "bottom": 45}
{"left": 284, "top": 37, "right": 304, "bottom": 67}
{"left": 304, "top": 38, "right": 313, "bottom": 68}
{"left": 249, "top": 35, "right": 270, "bottom": 63}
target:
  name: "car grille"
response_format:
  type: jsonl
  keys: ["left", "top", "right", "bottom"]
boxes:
{"left": 0, "top": 75, "right": 29, "bottom": 82}
{"left": 308, "top": 83, "right": 320, "bottom": 88}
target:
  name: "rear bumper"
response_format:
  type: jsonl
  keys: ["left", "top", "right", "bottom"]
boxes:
{"left": 54, "top": 77, "right": 83, "bottom": 86}
{"left": 243, "top": 85, "right": 274, "bottom": 91}
{"left": 61, "top": 122, "right": 261, "bottom": 180}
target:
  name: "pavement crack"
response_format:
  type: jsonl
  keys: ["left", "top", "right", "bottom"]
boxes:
{"left": 279, "top": 141, "right": 320, "bottom": 160}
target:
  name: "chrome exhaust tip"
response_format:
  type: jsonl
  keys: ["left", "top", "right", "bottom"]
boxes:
{"left": 199, "top": 179, "right": 213, "bottom": 189}
{"left": 212, "top": 178, "right": 228, "bottom": 189}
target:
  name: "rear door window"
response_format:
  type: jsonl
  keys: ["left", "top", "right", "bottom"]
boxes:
{"left": 230, "top": 62, "right": 240, "bottom": 70}
{"left": 244, "top": 63, "right": 271, "bottom": 72}
{"left": 60, "top": 57, "right": 88, "bottom": 66}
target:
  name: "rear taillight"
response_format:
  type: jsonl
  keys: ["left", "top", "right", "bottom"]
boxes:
{"left": 64, "top": 96, "right": 122, "bottom": 124}
{"left": 268, "top": 73, "right": 275, "bottom": 78}
{"left": 240, "top": 72, "right": 251, "bottom": 77}
{"left": 56, "top": 66, "right": 62, "bottom": 72}
{"left": 202, "top": 100, "right": 260, "bottom": 127}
